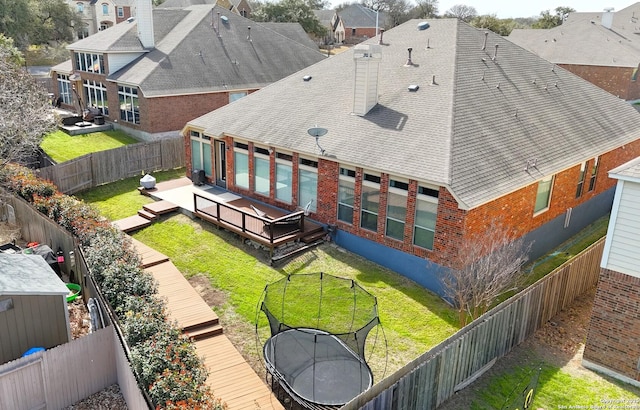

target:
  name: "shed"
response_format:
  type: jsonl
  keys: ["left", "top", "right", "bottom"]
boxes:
{"left": 0, "top": 254, "right": 71, "bottom": 364}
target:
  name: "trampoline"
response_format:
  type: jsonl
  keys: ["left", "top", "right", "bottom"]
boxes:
{"left": 257, "top": 272, "right": 385, "bottom": 408}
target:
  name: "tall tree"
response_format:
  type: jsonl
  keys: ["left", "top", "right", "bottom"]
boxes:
{"left": 410, "top": 0, "right": 438, "bottom": 19}
{"left": 470, "top": 14, "right": 518, "bottom": 36}
{"left": 0, "top": 35, "right": 58, "bottom": 168}
{"left": 441, "top": 221, "right": 531, "bottom": 326}
{"left": 252, "top": 0, "right": 327, "bottom": 37}
{"left": 444, "top": 4, "right": 478, "bottom": 22}
{"left": 532, "top": 6, "right": 575, "bottom": 29}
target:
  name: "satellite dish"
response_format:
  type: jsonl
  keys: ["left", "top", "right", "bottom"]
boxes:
{"left": 307, "top": 127, "right": 328, "bottom": 138}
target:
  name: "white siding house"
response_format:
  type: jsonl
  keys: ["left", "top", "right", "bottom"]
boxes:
{"left": 601, "top": 157, "right": 640, "bottom": 278}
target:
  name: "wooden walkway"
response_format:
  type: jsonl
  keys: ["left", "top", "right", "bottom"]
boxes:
{"left": 113, "top": 200, "right": 179, "bottom": 233}
{"left": 128, "top": 238, "right": 284, "bottom": 410}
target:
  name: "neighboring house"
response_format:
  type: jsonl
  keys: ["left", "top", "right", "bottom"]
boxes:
{"left": 338, "top": 4, "right": 387, "bottom": 43}
{"left": 69, "top": 0, "right": 132, "bottom": 39}
{"left": 508, "top": 4, "right": 640, "bottom": 100}
{"left": 183, "top": 19, "right": 640, "bottom": 295}
{"left": 583, "top": 156, "right": 640, "bottom": 387}
{"left": 0, "top": 254, "right": 71, "bottom": 364}
{"left": 158, "top": 0, "right": 251, "bottom": 17}
{"left": 313, "top": 9, "right": 346, "bottom": 44}
{"left": 51, "top": 0, "right": 325, "bottom": 141}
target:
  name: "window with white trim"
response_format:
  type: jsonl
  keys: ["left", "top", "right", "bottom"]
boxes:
{"left": 102, "top": 3, "right": 109, "bottom": 15}
{"left": 588, "top": 157, "right": 599, "bottom": 192}
{"left": 298, "top": 158, "right": 318, "bottom": 213}
{"left": 360, "top": 173, "right": 380, "bottom": 232}
{"left": 534, "top": 176, "right": 554, "bottom": 213}
{"left": 576, "top": 162, "right": 586, "bottom": 198}
{"left": 76, "top": 2, "right": 84, "bottom": 13}
{"left": 56, "top": 74, "right": 72, "bottom": 105}
{"left": 275, "top": 152, "right": 292, "bottom": 203}
{"left": 413, "top": 186, "right": 438, "bottom": 250}
{"left": 118, "top": 85, "right": 139, "bottom": 124}
{"left": 117, "top": 6, "right": 124, "bottom": 17}
{"left": 338, "top": 167, "right": 355, "bottom": 224}
{"left": 386, "top": 179, "right": 408, "bottom": 241}
{"left": 190, "top": 131, "right": 212, "bottom": 176}
{"left": 254, "top": 146, "right": 270, "bottom": 196}
{"left": 234, "top": 142, "right": 249, "bottom": 189}
{"left": 83, "top": 79, "right": 108, "bottom": 115}
{"left": 74, "top": 52, "right": 104, "bottom": 74}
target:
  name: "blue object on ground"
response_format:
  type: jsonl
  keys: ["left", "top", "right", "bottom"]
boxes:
{"left": 22, "top": 347, "right": 45, "bottom": 357}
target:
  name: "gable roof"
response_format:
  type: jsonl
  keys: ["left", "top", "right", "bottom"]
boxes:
{"left": 0, "top": 254, "right": 69, "bottom": 296}
{"left": 509, "top": 3, "right": 640, "bottom": 68}
{"left": 187, "top": 19, "right": 640, "bottom": 210}
{"left": 68, "top": 5, "right": 325, "bottom": 97}
{"left": 610, "top": 156, "right": 640, "bottom": 181}
{"left": 158, "top": 0, "right": 216, "bottom": 7}
{"left": 255, "top": 22, "right": 319, "bottom": 50}
{"left": 338, "top": 4, "right": 386, "bottom": 28}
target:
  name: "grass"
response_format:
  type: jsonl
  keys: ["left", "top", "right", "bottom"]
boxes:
{"left": 73, "top": 168, "right": 186, "bottom": 221}
{"left": 40, "top": 130, "right": 139, "bottom": 163}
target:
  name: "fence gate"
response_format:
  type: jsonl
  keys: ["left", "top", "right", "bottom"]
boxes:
{"left": 0, "top": 358, "right": 46, "bottom": 410}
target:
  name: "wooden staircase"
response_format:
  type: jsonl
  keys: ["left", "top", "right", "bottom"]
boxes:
{"left": 184, "top": 319, "right": 224, "bottom": 341}
{"left": 113, "top": 200, "right": 179, "bottom": 233}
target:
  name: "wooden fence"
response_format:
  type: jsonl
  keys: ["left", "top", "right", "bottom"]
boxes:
{"left": 37, "top": 137, "right": 185, "bottom": 194}
{"left": 0, "top": 326, "right": 147, "bottom": 410}
{"left": 342, "top": 237, "right": 606, "bottom": 410}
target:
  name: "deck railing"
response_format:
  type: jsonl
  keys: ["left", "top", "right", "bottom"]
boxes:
{"left": 193, "top": 193, "right": 305, "bottom": 245}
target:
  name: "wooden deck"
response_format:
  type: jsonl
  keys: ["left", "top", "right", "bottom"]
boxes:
{"left": 128, "top": 238, "right": 284, "bottom": 409}
{"left": 113, "top": 200, "right": 179, "bottom": 233}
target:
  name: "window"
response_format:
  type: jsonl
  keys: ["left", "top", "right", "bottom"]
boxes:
{"left": 117, "top": 7, "right": 124, "bottom": 17}
{"left": 254, "top": 146, "right": 270, "bottom": 196}
{"left": 100, "top": 22, "right": 112, "bottom": 31}
{"left": 102, "top": 3, "right": 109, "bottom": 15}
{"left": 74, "top": 52, "right": 104, "bottom": 74}
{"left": 190, "top": 131, "right": 212, "bottom": 176}
{"left": 83, "top": 80, "right": 108, "bottom": 115}
{"left": 234, "top": 142, "right": 249, "bottom": 189}
{"left": 360, "top": 173, "right": 380, "bottom": 232}
{"left": 588, "top": 157, "right": 599, "bottom": 192}
{"left": 414, "top": 186, "right": 438, "bottom": 250}
{"left": 56, "top": 74, "right": 72, "bottom": 105}
{"left": 77, "top": 27, "right": 89, "bottom": 39}
{"left": 534, "top": 176, "right": 554, "bottom": 213}
{"left": 576, "top": 162, "right": 586, "bottom": 198}
{"left": 386, "top": 179, "right": 408, "bottom": 241}
{"left": 298, "top": 158, "right": 318, "bottom": 213}
{"left": 338, "top": 167, "right": 355, "bottom": 224}
{"left": 76, "top": 2, "right": 84, "bottom": 13}
{"left": 229, "top": 91, "right": 247, "bottom": 103}
{"left": 275, "top": 152, "right": 292, "bottom": 203}
{"left": 118, "top": 85, "right": 139, "bottom": 124}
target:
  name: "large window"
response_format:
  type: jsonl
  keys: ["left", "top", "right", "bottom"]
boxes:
{"left": 254, "top": 146, "right": 270, "bottom": 196}
{"left": 576, "top": 162, "right": 586, "bottom": 198}
{"left": 102, "top": 3, "right": 109, "bottom": 15}
{"left": 338, "top": 167, "right": 355, "bottom": 224}
{"left": 298, "top": 158, "right": 318, "bottom": 213}
{"left": 360, "top": 173, "right": 380, "bottom": 232}
{"left": 229, "top": 91, "right": 247, "bottom": 103}
{"left": 76, "top": 2, "right": 84, "bottom": 13}
{"left": 190, "top": 131, "right": 212, "bottom": 176}
{"left": 56, "top": 74, "right": 72, "bottom": 105}
{"left": 74, "top": 52, "right": 104, "bottom": 74}
{"left": 414, "top": 186, "right": 438, "bottom": 250}
{"left": 118, "top": 85, "right": 139, "bottom": 124}
{"left": 588, "top": 157, "right": 599, "bottom": 192}
{"left": 83, "top": 80, "right": 108, "bottom": 115}
{"left": 534, "top": 176, "right": 554, "bottom": 213}
{"left": 386, "top": 179, "right": 408, "bottom": 241}
{"left": 234, "top": 142, "right": 249, "bottom": 189}
{"left": 275, "top": 152, "right": 292, "bottom": 203}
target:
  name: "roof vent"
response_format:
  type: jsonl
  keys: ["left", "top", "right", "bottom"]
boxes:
{"left": 221, "top": 15, "right": 229, "bottom": 24}
{"left": 378, "top": 28, "right": 384, "bottom": 45}
{"left": 417, "top": 21, "right": 430, "bottom": 30}
{"left": 404, "top": 47, "right": 414, "bottom": 66}
{"left": 247, "top": 26, "right": 251, "bottom": 42}
{"left": 303, "top": 75, "right": 312, "bottom": 81}
{"left": 408, "top": 84, "right": 419, "bottom": 92}
{"left": 602, "top": 8, "right": 614, "bottom": 29}
{"left": 482, "top": 32, "right": 488, "bottom": 50}
{"left": 492, "top": 44, "right": 498, "bottom": 61}
{"left": 126, "top": 16, "right": 134, "bottom": 23}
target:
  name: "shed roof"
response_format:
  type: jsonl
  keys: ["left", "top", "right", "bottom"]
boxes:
{"left": 186, "top": 19, "right": 640, "bottom": 210}
{"left": 0, "top": 254, "right": 69, "bottom": 296}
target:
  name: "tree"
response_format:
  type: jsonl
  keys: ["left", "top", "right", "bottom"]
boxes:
{"left": 470, "top": 14, "right": 518, "bottom": 36}
{"left": 252, "top": 0, "right": 327, "bottom": 37}
{"left": 532, "top": 6, "right": 575, "bottom": 29}
{"left": 410, "top": 0, "right": 438, "bottom": 19}
{"left": 0, "top": 35, "right": 58, "bottom": 168}
{"left": 441, "top": 221, "right": 531, "bottom": 326}
{"left": 444, "top": 4, "right": 478, "bottom": 22}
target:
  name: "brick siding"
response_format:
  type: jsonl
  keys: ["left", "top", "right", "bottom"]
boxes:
{"left": 583, "top": 268, "right": 640, "bottom": 382}
{"left": 560, "top": 64, "right": 640, "bottom": 101}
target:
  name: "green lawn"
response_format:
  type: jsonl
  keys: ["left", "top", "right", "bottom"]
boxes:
{"left": 74, "top": 168, "right": 186, "bottom": 221}
{"left": 40, "top": 130, "right": 139, "bottom": 163}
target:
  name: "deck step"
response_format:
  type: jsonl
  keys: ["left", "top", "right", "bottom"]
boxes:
{"left": 113, "top": 215, "right": 153, "bottom": 233}
{"left": 301, "top": 229, "right": 326, "bottom": 244}
{"left": 184, "top": 323, "right": 223, "bottom": 340}
{"left": 138, "top": 209, "right": 158, "bottom": 220}
{"left": 143, "top": 200, "right": 179, "bottom": 216}
{"left": 271, "top": 240, "right": 324, "bottom": 266}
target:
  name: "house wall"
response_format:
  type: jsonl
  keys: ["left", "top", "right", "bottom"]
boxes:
{"left": 345, "top": 27, "right": 377, "bottom": 41}
{"left": 603, "top": 181, "right": 640, "bottom": 276}
{"left": 115, "top": 6, "right": 132, "bottom": 24}
{"left": 0, "top": 294, "right": 69, "bottom": 364}
{"left": 583, "top": 268, "right": 640, "bottom": 383}
{"left": 559, "top": 64, "right": 640, "bottom": 101}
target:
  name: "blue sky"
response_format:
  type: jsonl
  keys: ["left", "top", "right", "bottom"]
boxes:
{"left": 436, "top": 1, "right": 632, "bottom": 19}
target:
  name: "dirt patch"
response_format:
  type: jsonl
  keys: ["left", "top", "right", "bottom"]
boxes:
{"left": 188, "top": 274, "right": 228, "bottom": 308}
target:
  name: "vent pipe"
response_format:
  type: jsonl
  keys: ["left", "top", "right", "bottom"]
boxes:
{"left": 247, "top": 26, "right": 251, "bottom": 42}
{"left": 482, "top": 32, "right": 488, "bottom": 50}
{"left": 136, "top": 0, "right": 155, "bottom": 49}
{"left": 404, "top": 47, "right": 414, "bottom": 66}
{"left": 378, "top": 28, "right": 384, "bottom": 45}
{"left": 492, "top": 44, "right": 498, "bottom": 61}
{"left": 352, "top": 44, "right": 382, "bottom": 116}
{"left": 217, "top": 12, "right": 221, "bottom": 37}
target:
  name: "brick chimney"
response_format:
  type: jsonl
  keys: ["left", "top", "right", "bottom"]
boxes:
{"left": 137, "top": 0, "right": 155, "bottom": 49}
{"left": 352, "top": 44, "right": 382, "bottom": 116}
{"left": 602, "top": 8, "right": 614, "bottom": 30}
